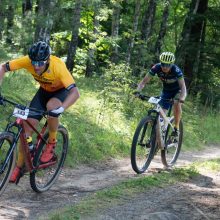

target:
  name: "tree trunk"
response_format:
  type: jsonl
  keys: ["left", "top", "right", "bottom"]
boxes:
{"left": 6, "top": 4, "right": 14, "bottom": 44}
{"left": 34, "top": 0, "right": 57, "bottom": 43}
{"left": 22, "top": 0, "right": 32, "bottom": 17}
{"left": 126, "top": 0, "right": 141, "bottom": 65}
{"left": 66, "top": 0, "right": 82, "bottom": 72}
{"left": 141, "top": 0, "right": 157, "bottom": 41}
{"left": 111, "top": 2, "right": 121, "bottom": 63}
{"left": 85, "top": 2, "right": 99, "bottom": 77}
{"left": 176, "top": 0, "right": 208, "bottom": 90}
{"left": 0, "top": 3, "right": 5, "bottom": 40}
{"left": 154, "top": 1, "right": 170, "bottom": 59}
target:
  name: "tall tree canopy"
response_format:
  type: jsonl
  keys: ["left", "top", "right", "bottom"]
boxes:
{"left": 0, "top": 0, "right": 219, "bottom": 106}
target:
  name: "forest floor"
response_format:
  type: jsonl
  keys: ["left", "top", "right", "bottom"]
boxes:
{"left": 0, "top": 145, "right": 220, "bottom": 220}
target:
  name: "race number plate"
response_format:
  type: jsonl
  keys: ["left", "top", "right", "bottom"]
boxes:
{"left": 13, "top": 107, "right": 29, "bottom": 120}
{"left": 148, "top": 97, "right": 160, "bottom": 104}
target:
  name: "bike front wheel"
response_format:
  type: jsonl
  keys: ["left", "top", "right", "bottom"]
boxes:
{"left": 161, "top": 119, "right": 183, "bottom": 167}
{"left": 30, "top": 125, "right": 68, "bottom": 193}
{"left": 131, "top": 115, "right": 157, "bottom": 174}
{"left": 0, "top": 132, "right": 16, "bottom": 195}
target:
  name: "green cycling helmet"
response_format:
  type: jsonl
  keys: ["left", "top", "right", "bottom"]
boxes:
{"left": 159, "top": 52, "right": 175, "bottom": 64}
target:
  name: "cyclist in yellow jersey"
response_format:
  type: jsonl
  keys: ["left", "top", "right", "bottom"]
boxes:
{"left": 0, "top": 41, "right": 80, "bottom": 183}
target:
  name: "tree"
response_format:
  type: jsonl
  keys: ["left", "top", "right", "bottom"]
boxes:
{"left": 154, "top": 0, "right": 170, "bottom": 59}
{"left": 0, "top": 1, "right": 6, "bottom": 40}
{"left": 176, "top": 0, "right": 208, "bottom": 90}
{"left": 126, "top": 0, "right": 141, "bottom": 65}
{"left": 66, "top": 0, "right": 82, "bottom": 72}
{"left": 6, "top": 3, "right": 14, "bottom": 44}
{"left": 22, "top": 0, "right": 32, "bottom": 17}
{"left": 34, "top": 0, "right": 57, "bottom": 43}
{"left": 110, "top": 0, "right": 121, "bottom": 63}
{"left": 85, "top": 1, "right": 100, "bottom": 77}
{"left": 141, "top": 0, "right": 157, "bottom": 41}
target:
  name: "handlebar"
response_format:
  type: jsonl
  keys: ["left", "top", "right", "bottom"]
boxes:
{"left": 133, "top": 92, "right": 159, "bottom": 101}
{"left": 0, "top": 95, "right": 49, "bottom": 117}
{"left": 133, "top": 91, "right": 181, "bottom": 104}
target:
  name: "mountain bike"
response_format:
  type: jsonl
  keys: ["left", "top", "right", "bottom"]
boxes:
{"left": 0, "top": 96, "right": 69, "bottom": 195}
{"left": 131, "top": 93, "right": 183, "bottom": 174}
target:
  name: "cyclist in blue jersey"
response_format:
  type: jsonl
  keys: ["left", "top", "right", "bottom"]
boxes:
{"left": 137, "top": 52, "right": 187, "bottom": 137}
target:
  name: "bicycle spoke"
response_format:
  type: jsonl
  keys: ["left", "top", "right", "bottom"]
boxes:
{"left": 30, "top": 125, "right": 68, "bottom": 193}
{"left": 161, "top": 120, "right": 183, "bottom": 167}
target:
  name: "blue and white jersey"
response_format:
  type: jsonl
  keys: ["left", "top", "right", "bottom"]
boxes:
{"left": 149, "top": 63, "right": 183, "bottom": 91}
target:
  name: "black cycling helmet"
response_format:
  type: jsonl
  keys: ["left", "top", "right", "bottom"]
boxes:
{"left": 28, "top": 41, "right": 51, "bottom": 61}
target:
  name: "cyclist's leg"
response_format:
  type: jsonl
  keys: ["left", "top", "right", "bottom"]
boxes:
{"left": 173, "top": 92, "right": 182, "bottom": 130}
{"left": 160, "top": 90, "right": 181, "bottom": 135}
{"left": 41, "top": 88, "right": 69, "bottom": 163}
{"left": 46, "top": 97, "right": 61, "bottom": 143}
{"left": 46, "top": 88, "right": 69, "bottom": 143}
{"left": 17, "top": 118, "right": 39, "bottom": 166}
{"left": 10, "top": 89, "right": 44, "bottom": 182}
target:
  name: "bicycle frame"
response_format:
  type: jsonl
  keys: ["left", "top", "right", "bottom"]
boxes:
{"left": 0, "top": 114, "right": 57, "bottom": 175}
{"left": 147, "top": 97, "right": 174, "bottom": 150}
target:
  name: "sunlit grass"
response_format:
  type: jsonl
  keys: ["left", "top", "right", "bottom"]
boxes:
{"left": 0, "top": 71, "right": 219, "bottom": 167}
{"left": 193, "top": 158, "right": 220, "bottom": 172}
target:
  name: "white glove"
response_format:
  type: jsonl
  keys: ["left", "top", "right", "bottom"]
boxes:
{"left": 137, "top": 83, "right": 144, "bottom": 92}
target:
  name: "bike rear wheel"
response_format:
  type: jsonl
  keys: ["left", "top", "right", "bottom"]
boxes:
{"left": 30, "top": 125, "right": 68, "bottom": 193}
{"left": 131, "top": 115, "right": 157, "bottom": 174}
{"left": 161, "top": 119, "right": 183, "bottom": 167}
{"left": 0, "top": 132, "right": 16, "bottom": 195}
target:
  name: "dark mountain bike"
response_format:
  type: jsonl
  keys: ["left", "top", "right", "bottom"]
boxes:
{"left": 0, "top": 96, "right": 68, "bottom": 195}
{"left": 131, "top": 93, "right": 183, "bottom": 174}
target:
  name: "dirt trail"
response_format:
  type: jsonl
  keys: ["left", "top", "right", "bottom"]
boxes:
{"left": 0, "top": 145, "right": 220, "bottom": 220}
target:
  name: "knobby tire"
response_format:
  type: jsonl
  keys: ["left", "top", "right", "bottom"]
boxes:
{"left": 131, "top": 115, "right": 157, "bottom": 174}
{"left": 0, "top": 132, "right": 16, "bottom": 196}
{"left": 161, "top": 119, "right": 183, "bottom": 167}
{"left": 30, "top": 125, "right": 68, "bottom": 193}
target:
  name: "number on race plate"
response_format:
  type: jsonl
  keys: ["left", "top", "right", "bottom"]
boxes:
{"left": 13, "top": 107, "right": 29, "bottom": 120}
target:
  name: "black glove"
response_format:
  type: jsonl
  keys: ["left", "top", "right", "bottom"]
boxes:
{"left": 0, "top": 95, "right": 4, "bottom": 105}
{"left": 133, "top": 91, "right": 140, "bottom": 97}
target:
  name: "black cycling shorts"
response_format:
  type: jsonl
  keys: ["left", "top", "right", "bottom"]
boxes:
{"left": 28, "top": 87, "right": 69, "bottom": 121}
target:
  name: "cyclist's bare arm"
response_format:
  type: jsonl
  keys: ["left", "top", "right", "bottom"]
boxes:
{"left": 0, "top": 63, "right": 8, "bottom": 86}
{"left": 61, "top": 87, "right": 80, "bottom": 110}
{"left": 137, "top": 73, "right": 152, "bottom": 91}
{"left": 178, "top": 78, "right": 187, "bottom": 102}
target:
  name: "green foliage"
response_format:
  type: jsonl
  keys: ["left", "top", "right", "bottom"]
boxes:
{"left": 51, "top": 31, "right": 72, "bottom": 56}
{"left": 0, "top": 44, "right": 9, "bottom": 60}
{"left": 1, "top": 0, "right": 219, "bottom": 107}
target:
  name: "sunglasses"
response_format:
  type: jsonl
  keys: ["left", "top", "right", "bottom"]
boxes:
{"left": 161, "top": 63, "right": 172, "bottom": 68}
{"left": 31, "top": 60, "right": 47, "bottom": 67}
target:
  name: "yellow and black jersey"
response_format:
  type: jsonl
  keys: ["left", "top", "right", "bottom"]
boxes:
{"left": 8, "top": 55, "right": 75, "bottom": 92}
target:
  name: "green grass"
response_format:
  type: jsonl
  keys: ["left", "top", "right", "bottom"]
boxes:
{"left": 0, "top": 70, "right": 219, "bottom": 167}
{"left": 181, "top": 97, "right": 220, "bottom": 150}
{"left": 44, "top": 166, "right": 198, "bottom": 220}
{"left": 193, "top": 159, "right": 220, "bottom": 172}
{"left": 1, "top": 67, "right": 219, "bottom": 220}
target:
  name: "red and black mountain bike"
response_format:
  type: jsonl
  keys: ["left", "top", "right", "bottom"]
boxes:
{"left": 0, "top": 95, "right": 68, "bottom": 195}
